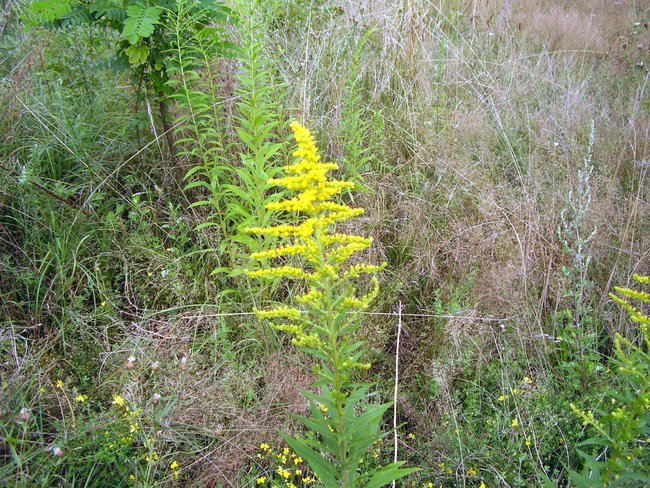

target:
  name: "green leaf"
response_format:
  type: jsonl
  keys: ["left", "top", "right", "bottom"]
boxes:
{"left": 122, "top": 3, "right": 161, "bottom": 44}
{"left": 282, "top": 434, "right": 339, "bottom": 488}
{"left": 124, "top": 44, "right": 150, "bottom": 65}
{"left": 27, "top": 0, "right": 72, "bottom": 24}
{"left": 365, "top": 462, "right": 420, "bottom": 488}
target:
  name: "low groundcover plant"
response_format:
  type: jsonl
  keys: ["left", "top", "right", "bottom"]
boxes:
{"left": 246, "top": 121, "right": 417, "bottom": 487}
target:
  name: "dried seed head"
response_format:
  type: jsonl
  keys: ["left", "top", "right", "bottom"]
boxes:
{"left": 125, "top": 356, "right": 136, "bottom": 370}
{"left": 18, "top": 407, "right": 30, "bottom": 422}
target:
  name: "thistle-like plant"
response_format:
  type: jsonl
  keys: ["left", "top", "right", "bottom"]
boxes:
{"left": 246, "top": 121, "right": 417, "bottom": 487}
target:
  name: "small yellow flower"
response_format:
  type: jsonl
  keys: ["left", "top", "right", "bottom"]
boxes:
{"left": 480, "top": 483, "right": 486, "bottom": 488}
{"left": 498, "top": 395, "right": 508, "bottom": 402}
{"left": 259, "top": 443, "right": 271, "bottom": 451}
{"left": 526, "top": 438, "right": 532, "bottom": 447}
{"left": 277, "top": 467, "right": 291, "bottom": 479}
{"left": 513, "top": 388, "right": 520, "bottom": 395}
{"left": 523, "top": 376, "right": 533, "bottom": 384}
{"left": 256, "top": 476, "right": 266, "bottom": 485}
{"left": 170, "top": 461, "right": 179, "bottom": 470}
{"left": 427, "top": 483, "right": 434, "bottom": 488}
{"left": 511, "top": 419, "right": 518, "bottom": 427}
{"left": 407, "top": 433, "right": 416, "bottom": 440}
{"left": 75, "top": 394, "right": 88, "bottom": 403}
{"left": 129, "top": 474, "right": 136, "bottom": 480}
{"left": 294, "top": 456, "right": 303, "bottom": 465}
{"left": 111, "top": 394, "right": 126, "bottom": 407}
{"left": 56, "top": 380, "right": 64, "bottom": 388}
{"left": 319, "top": 403, "right": 328, "bottom": 413}
{"left": 467, "top": 466, "right": 478, "bottom": 477}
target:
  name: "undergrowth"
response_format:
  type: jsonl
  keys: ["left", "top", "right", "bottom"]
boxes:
{"left": 1, "top": 0, "right": 649, "bottom": 486}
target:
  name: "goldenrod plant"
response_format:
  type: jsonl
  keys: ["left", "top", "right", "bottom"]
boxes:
{"left": 569, "top": 274, "right": 650, "bottom": 486}
{"left": 166, "top": 0, "right": 236, "bottom": 231}
{"left": 247, "top": 121, "right": 417, "bottom": 487}
{"left": 225, "top": 1, "right": 286, "bottom": 251}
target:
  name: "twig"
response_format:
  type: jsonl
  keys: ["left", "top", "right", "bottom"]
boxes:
{"left": 392, "top": 301, "right": 403, "bottom": 486}
{"left": 0, "top": 162, "right": 95, "bottom": 218}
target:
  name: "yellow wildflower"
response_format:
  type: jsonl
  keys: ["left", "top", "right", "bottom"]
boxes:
{"left": 111, "top": 394, "right": 126, "bottom": 407}
{"left": 511, "top": 419, "right": 518, "bottom": 427}
{"left": 256, "top": 477, "right": 266, "bottom": 485}
{"left": 56, "top": 380, "right": 64, "bottom": 388}
{"left": 523, "top": 376, "right": 533, "bottom": 384}
{"left": 170, "top": 461, "right": 179, "bottom": 470}
{"left": 277, "top": 467, "right": 291, "bottom": 479}
{"left": 498, "top": 395, "right": 508, "bottom": 402}
{"left": 75, "top": 394, "right": 88, "bottom": 403}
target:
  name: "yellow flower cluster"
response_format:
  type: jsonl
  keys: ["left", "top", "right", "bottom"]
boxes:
{"left": 254, "top": 306, "right": 302, "bottom": 320}
{"left": 247, "top": 121, "right": 384, "bottom": 365}
{"left": 610, "top": 275, "right": 650, "bottom": 326}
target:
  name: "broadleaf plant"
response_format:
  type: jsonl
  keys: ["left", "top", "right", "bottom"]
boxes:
{"left": 246, "top": 121, "right": 418, "bottom": 487}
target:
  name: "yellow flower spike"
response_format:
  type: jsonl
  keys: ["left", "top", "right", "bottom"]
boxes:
{"left": 246, "top": 122, "right": 392, "bottom": 483}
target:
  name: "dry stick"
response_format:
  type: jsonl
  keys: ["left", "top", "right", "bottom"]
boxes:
{"left": 392, "top": 301, "right": 403, "bottom": 487}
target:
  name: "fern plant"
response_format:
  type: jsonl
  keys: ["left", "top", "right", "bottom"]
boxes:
{"left": 247, "top": 121, "right": 418, "bottom": 487}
